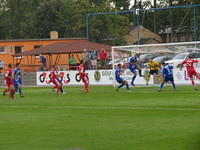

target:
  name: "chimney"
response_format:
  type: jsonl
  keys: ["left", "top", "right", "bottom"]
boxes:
{"left": 50, "top": 31, "right": 58, "bottom": 39}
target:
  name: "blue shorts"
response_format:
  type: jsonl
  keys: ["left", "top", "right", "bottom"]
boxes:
{"left": 57, "top": 78, "right": 62, "bottom": 83}
{"left": 129, "top": 65, "right": 137, "bottom": 73}
{"left": 129, "top": 68, "right": 136, "bottom": 73}
{"left": 164, "top": 76, "right": 174, "bottom": 82}
{"left": 14, "top": 79, "right": 22, "bottom": 88}
{"left": 116, "top": 78, "right": 123, "bottom": 84}
{"left": 57, "top": 78, "right": 63, "bottom": 85}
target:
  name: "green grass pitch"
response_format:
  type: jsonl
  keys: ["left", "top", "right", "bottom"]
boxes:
{"left": 0, "top": 86, "right": 200, "bottom": 150}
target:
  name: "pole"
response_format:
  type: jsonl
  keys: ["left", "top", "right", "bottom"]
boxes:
{"left": 194, "top": 7, "right": 197, "bottom": 41}
{"left": 167, "top": 25, "right": 169, "bottom": 43}
{"left": 86, "top": 14, "right": 91, "bottom": 70}
{"left": 111, "top": 47, "right": 115, "bottom": 87}
{"left": 137, "top": 10, "right": 140, "bottom": 45}
{"left": 86, "top": 14, "right": 89, "bottom": 48}
{"left": 153, "top": 0, "right": 157, "bottom": 33}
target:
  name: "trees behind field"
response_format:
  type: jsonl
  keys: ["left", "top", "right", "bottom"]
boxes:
{"left": 0, "top": 0, "right": 200, "bottom": 44}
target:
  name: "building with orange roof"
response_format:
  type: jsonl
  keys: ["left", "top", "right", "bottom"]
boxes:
{"left": 0, "top": 36, "right": 85, "bottom": 70}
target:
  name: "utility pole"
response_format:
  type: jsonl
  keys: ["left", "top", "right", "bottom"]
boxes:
{"left": 153, "top": 0, "right": 157, "bottom": 33}
{"left": 169, "top": 0, "right": 174, "bottom": 42}
{"left": 134, "top": 0, "right": 137, "bottom": 10}
{"left": 166, "top": 25, "right": 170, "bottom": 43}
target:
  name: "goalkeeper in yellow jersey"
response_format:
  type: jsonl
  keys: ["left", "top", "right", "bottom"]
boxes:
{"left": 146, "top": 58, "right": 161, "bottom": 85}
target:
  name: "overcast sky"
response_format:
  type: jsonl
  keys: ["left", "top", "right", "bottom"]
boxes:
{"left": 130, "top": 0, "right": 154, "bottom": 5}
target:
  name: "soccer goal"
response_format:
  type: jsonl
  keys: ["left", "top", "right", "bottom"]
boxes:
{"left": 111, "top": 41, "right": 200, "bottom": 86}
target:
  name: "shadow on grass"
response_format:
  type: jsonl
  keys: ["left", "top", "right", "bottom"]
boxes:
{"left": 188, "top": 134, "right": 200, "bottom": 150}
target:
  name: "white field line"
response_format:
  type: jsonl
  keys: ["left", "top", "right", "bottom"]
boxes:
{"left": 0, "top": 105, "right": 200, "bottom": 111}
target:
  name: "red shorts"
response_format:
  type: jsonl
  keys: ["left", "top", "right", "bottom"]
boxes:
{"left": 6, "top": 80, "right": 14, "bottom": 87}
{"left": 51, "top": 78, "right": 60, "bottom": 86}
{"left": 187, "top": 69, "right": 198, "bottom": 78}
{"left": 81, "top": 76, "right": 89, "bottom": 84}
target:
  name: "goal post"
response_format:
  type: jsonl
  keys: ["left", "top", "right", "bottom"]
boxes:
{"left": 111, "top": 41, "right": 200, "bottom": 86}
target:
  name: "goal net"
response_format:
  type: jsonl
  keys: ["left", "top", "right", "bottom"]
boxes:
{"left": 111, "top": 41, "right": 200, "bottom": 86}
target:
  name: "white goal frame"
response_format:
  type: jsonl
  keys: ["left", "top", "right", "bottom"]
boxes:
{"left": 111, "top": 41, "right": 200, "bottom": 86}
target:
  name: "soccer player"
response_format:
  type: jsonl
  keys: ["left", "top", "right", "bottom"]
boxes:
{"left": 180, "top": 54, "right": 200, "bottom": 90}
{"left": 128, "top": 52, "right": 144, "bottom": 86}
{"left": 158, "top": 62, "right": 176, "bottom": 92}
{"left": 115, "top": 63, "right": 130, "bottom": 92}
{"left": 54, "top": 71, "right": 65, "bottom": 94}
{"left": 13, "top": 63, "right": 25, "bottom": 97}
{"left": 146, "top": 58, "right": 161, "bottom": 85}
{"left": 50, "top": 64, "right": 61, "bottom": 95}
{"left": 78, "top": 60, "right": 89, "bottom": 93}
{"left": 2, "top": 77, "right": 8, "bottom": 96}
{"left": 2, "top": 63, "right": 15, "bottom": 99}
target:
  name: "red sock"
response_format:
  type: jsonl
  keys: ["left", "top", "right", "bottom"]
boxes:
{"left": 9, "top": 89, "right": 13, "bottom": 98}
{"left": 192, "top": 80, "right": 195, "bottom": 86}
{"left": 198, "top": 77, "right": 200, "bottom": 80}
{"left": 3, "top": 89, "right": 9, "bottom": 92}
{"left": 56, "top": 86, "right": 60, "bottom": 94}
{"left": 84, "top": 83, "right": 89, "bottom": 89}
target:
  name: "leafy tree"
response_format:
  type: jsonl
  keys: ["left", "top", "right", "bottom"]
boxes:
{"left": 75, "top": 0, "right": 130, "bottom": 44}
{"left": 0, "top": 0, "right": 44, "bottom": 39}
{"left": 2, "top": 0, "right": 24, "bottom": 39}
{"left": 32, "top": 0, "right": 63, "bottom": 38}
{"left": 112, "top": 0, "right": 131, "bottom": 10}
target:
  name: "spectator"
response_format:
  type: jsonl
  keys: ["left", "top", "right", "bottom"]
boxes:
{"left": 99, "top": 48, "right": 107, "bottom": 69}
{"left": 38, "top": 54, "right": 47, "bottom": 71}
{"left": 69, "top": 54, "right": 76, "bottom": 70}
{"left": 0, "top": 59, "right": 4, "bottom": 73}
{"left": 82, "top": 49, "right": 89, "bottom": 70}
{"left": 90, "top": 48, "right": 98, "bottom": 70}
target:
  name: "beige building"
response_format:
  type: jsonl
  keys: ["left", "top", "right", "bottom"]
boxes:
{"left": 124, "top": 25, "right": 162, "bottom": 45}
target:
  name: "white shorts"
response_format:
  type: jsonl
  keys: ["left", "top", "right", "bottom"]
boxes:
{"left": 91, "top": 59, "right": 97, "bottom": 66}
{"left": 4, "top": 80, "right": 7, "bottom": 88}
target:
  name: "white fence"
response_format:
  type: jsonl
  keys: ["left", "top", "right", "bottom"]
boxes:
{"left": 36, "top": 69, "right": 153, "bottom": 86}
{"left": 36, "top": 68, "right": 200, "bottom": 86}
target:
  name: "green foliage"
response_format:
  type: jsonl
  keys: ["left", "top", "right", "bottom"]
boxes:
{"left": 0, "top": 0, "right": 130, "bottom": 45}
{"left": 0, "top": 0, "right": 200, "bottom": 44}
{"left": 32, "top": 0, "right": 64, "bottom": 38}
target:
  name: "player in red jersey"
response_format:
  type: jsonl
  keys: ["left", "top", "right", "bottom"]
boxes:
{"left": 2, "top": 64, "right": 15, "bottom": 99}
{"left": 78, "top": 60, "right": 89, "bottom": 93}
{"left": 50, "top": 64, "right": 61, "bottom": 95}
{"left": 2, "top": 77, "right": 9, "bottom": 96}
{"left": 180, "top": 54, "right": 200, "bottom": 90}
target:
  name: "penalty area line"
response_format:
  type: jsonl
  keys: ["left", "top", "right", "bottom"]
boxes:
{"left": 0, "top": 105, "right": 200, "bottom": 111}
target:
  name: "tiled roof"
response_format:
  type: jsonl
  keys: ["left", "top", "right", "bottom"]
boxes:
{"left": 133, "top": 38, "right": 161, "bottom": 45}
{"left": 14, "top": 40, "right": 112, "bottom": 56}
{"left": 0, "top": 38, "right": 85, "bottom": 42}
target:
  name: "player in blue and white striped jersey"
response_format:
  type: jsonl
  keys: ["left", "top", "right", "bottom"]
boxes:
{"left": 13, "top": 63, "right": 25, "bottom": 97}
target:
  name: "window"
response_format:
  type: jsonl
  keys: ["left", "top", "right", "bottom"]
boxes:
{"left": 174, "top": 37, "right": 178, "bottom": 42}
{"left": 15, "top": 46, "right": 23, "bottom": 54}
{"left": 15, "top": 46, "right": 23, "bottom": 59}
{"left": 0, "top": 46, "right": 6, "bottom": 54}
{"left": 180, "top": 36, "right": 186, "bottom": 42}
{"left": 191, "top": 53, "right": 200, "bottom": 59}
{"left": 34, "top": 45, "right": 42, "bottom": 58}
{"left": 34, "top": 45, "right": 42, "bottom": 49}
{"left": 189, "top": 35, "right": 193, "bottom": 41}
